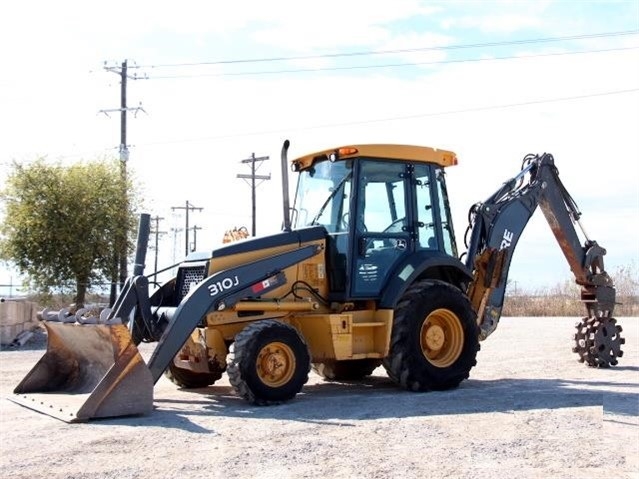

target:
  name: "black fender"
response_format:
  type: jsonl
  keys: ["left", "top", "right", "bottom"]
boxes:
{"left": 379, "top": 252, "right": 472, "bottom": 309}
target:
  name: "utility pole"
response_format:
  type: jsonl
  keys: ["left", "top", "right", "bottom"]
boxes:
{"left": 119, "top": 60, "right": 129, "bottom": 164}
{"left": 237, "top": 153, "right": 270, "bottom": 237}
{"left": 150, "top": 216, "right": 166, "bottom": 280}
{"left": 170, "top": 227, "right": 183, "bottom": 265}
{"left": 171, "top": 201, "right": 203, "bottom": 256}
{"left": 101, "top": 59, "right": 145, "bottom": 305}
{"left": 117, "top": 60, "right": 128, "bottom": 295}
{"left": 190, "top": 225, "right": 202, "bottom": 252}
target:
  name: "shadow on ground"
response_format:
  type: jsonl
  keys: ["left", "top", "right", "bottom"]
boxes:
{"left": 93, "top": 373, "right": 638, "bottom": 432}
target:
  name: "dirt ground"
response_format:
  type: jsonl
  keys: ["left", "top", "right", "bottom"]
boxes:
{"left": 0, "top": 316, "right": 637, "bottom": 479}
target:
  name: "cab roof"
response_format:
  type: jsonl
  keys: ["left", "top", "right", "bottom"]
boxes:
{"left": 292, "top": 144, "right": 458, "bottom": 171}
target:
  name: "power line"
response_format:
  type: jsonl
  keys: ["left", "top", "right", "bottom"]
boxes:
{"left": 136, "top": 88, "right": 639, "bottom": 148}
{"left": 8, "top": 87, "right": 638, "bottom": 159}
{"left": 312, "top": 88, "right": 639, "bottom": 128}
{"left": 134, "top": 29, "right": 638, "bottom": 69}
{"left": 143, "top": 46, "right": 639, "bottom": 79}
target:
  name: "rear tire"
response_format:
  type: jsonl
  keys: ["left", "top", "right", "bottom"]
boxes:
{"left": 313, "top": 359, "right": 382, "bottom": 381}
{"left": 227, "top": 320, "right": 311, "bottom": 405}
{"left": 164, "top": 363, "right": 223, "bottom": 388}
{"left": 383, "top": 280, "right": 479, "bottom": 391}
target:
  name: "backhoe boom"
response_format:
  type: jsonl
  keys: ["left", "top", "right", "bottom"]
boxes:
{"left": 464, "top": 153, "right": 622, "bottom": 367}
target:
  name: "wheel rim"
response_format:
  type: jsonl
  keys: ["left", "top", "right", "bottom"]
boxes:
{"left": 420, "top": 308, "right": 464, "bottom": 368}
{"left": 256, "top": 341, "right": 296, "bottom": 387}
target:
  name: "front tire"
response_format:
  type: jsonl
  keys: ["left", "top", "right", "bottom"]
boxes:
{"left": 227, "top": 320, "right": 311, "bottom": 405}
{"left": 383, "top": 280, "right": 479, "bottom": 391}
{"left": 164, "top": 363, "right": 224, "bottom": 388}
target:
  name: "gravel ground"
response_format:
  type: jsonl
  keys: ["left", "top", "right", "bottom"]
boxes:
{"left": 0, "top": 316, "right": 637, "bottom": 479}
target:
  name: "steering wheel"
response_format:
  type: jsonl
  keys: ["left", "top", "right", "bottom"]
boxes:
{"left": 383, "top": 217, "right": 405, "bottom": 234}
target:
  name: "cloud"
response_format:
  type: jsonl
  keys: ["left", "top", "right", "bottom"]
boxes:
{"left": 251, "top": 0, "right": 440, "bottom": 52}
{"left": 443, "top": 13, "right": 543, "bottom": 34}
{"left": 439, "top": 1, "right": 552, "bottom": 34}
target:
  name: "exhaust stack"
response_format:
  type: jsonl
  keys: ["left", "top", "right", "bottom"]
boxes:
{"left": 281, "top": 139, "right": 291, "bottom": 231}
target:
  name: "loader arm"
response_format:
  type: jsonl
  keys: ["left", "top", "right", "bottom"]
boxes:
{"left": 146, "top": 244, "right": 322, "bottom": 382}
{"left": 464, "top": 153, "right": 616, "bottom": 341}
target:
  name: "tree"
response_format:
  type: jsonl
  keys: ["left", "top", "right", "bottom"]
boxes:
{"left": 0, "top": 158, "right": 140, "bottom": 307}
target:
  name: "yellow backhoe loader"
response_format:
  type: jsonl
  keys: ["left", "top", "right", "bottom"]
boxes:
{"left": 12, "top": 141, "right": 624, "bottom": 422}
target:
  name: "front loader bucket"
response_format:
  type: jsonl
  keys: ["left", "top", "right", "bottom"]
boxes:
{"left": 11, "top": 321, "right": 153, "bottom": 422}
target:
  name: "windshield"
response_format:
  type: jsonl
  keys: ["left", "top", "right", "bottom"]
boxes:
{"left": 293, "top": 159, "right": 353, "bottom": 233}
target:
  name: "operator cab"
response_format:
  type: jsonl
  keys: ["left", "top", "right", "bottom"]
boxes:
{"left": 291, "top": 145, "right": 459, "bottom": 301}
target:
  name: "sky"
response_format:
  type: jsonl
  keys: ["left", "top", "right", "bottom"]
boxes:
{"left": 0, "top": 0, "right": 638, "bottom": 295}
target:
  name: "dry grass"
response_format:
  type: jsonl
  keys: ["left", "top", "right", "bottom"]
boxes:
{"left": 504, "top": 263, "right": 639, "bottom": 317}
{"left": 503, "top": 293, "right": 639, "bottom": 317}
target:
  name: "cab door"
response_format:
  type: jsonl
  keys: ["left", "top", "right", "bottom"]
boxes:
{"left": 351, "top": 160, "right": 413, "bottom": 297}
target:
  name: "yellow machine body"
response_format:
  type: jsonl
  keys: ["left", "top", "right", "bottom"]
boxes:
{"left": 178, "top": 236, "right": 394, "bottom": 372}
